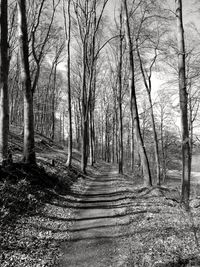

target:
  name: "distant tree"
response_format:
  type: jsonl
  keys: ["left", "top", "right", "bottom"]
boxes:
{"left": 17, "top": 0, "right": 36, "bottom": 164}
{"left": 73, "top": 0, "right": 109, "bottom": 173}
{"left": 49, "top": 42, "right": 64, "bottom": 141}
{"left": 31, "top": 0, "right": 61, "bottom": 94}
{"left": 0, "top": 0, "right": 9, "bottom": 164}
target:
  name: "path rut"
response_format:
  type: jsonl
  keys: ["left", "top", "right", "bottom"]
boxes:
{"left": 59, "top": 163, "right": 134, "bottom": 267}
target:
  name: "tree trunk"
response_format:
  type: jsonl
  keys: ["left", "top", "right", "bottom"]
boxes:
{"left": 112, "top": 115, "right": 115, "bottom": 163}
{"left": 0, "top": 0, "right": 9, "bottom": 164}
{"left": 63, "top": 111, "right": 65, "bottom": 146}
{"left": 17, "top": 0, "right": 36, "bottom": 164}
{"left": 175, "top": 0, "right": 191, "bottom": 207}
{"left": 89, "top": 108, "right": 94, "bottom": 166}
{"left": 123, "top": 0, "right": 152, "bottom": 186}
{"left": 50, "top": 63, "right": 57, "bottom": 141}
{"left": 81, "top": 74, "right": 88, "bottom": 173}
{"left": 131, "top": 116, "right": 135, "bottom": 172}
{"left": 188, "top": 82, "right": 194, "bottom": 159}
{"left": 118, "top": 10, "right": 123, "bottom": 174}
{"left": 160, "top": 108, "right": 166, "bottom": 182}
{"left": 148, "top": 92, "right": 161, "bottom": 185}
{"left": 63, "top": 0, "right": 72, "bottom": 167}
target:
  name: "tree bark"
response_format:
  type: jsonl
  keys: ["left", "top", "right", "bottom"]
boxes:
{"left": 17, "top": 0, "right": 36, "bottom": 164}
{"left": 0, "top": 0, "right": 9, "bottom": 164}
{"left": 123, "top": 0, "right": 152, "bottom": 186}
{"left": 175, "top": 0, "right": 191, "bottom": 207}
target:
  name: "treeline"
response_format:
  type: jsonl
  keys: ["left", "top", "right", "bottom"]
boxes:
{"left": 0, "top": 0, "right": 200, "bottom": 208}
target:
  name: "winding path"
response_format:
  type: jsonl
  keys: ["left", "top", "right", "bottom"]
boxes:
{"left": 59, "top": 163, "right": 135, "bottom": 267}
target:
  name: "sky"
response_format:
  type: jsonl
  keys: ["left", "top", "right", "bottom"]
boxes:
{"left": 105, "top": 0, "right": 120, "bottom": 20}
{"left": 104, "top": 0, "right": 200, "bottom": 132}
{"left": 105, "top": 0, "right": 200, "bottom": 28}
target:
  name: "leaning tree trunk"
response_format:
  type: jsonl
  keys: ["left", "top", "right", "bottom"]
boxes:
{"left": 17, "top": 0, "right": 36, "bottom": 164}
{"left": 0, "top": 0, "right": 9, "bottom": 164}
{"left": 123, "top": 0, "right": 152, "bottom": 186}
{"left": 136, "top": 42, "right": 161, "bottom": 185}
{"left": 175, "top": 0, "right": 191, "bottom": 207}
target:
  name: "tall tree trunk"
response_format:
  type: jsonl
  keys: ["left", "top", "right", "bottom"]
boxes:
{"left": 148, "top": 92, "right": 161, "bottom": 185}
{"left": 89, "top": 67, "right": 97, "bottom": 165}
{"left": 115, "top": 109, "right": 119, "bottom": 164}
{"left": 123, "top": 0, "right": 152, "bottom": 186}
{"left": 89, "top": 108, "right": 94, "bottom": 165}
{"left": 105, "top": 112, "right": 108, "bottom": 161}
{"left": 160, "top": 108, "right": 166, "bottom": 182}
{"left": 118, "top": 10, "right": 123, "bottom": 174}
{"left": 101, "top": 118, "right": 104, "bottom": 160}
{"left": 63, "top": 0, "right": 72, "bottom": 167}
{"left": 131, "top": 116, "right": 135, "bottom": 172}
{"left": 188, "top": 81, "right": 194, "bottom": 159}
{"left": 17, "top": 0, "right": 35, "bottom": 164}
{"left": 63, "top": 110, "right": 65, "bottom": 145}
{"left": 51, "top": 63, "right": 57, "bottom": 141}
{"left": 92, "top": 112, "right": 96, "bottom": 163}
{"left": 0, "top": 0, "right": 9, "bottom": 164}
{"left": 112, "top": 115, "right": 115, "bottom": 163}
{"left": 60, "top": 112, "right": 62, "bottom": 143}
{"left": 81, "top": 68, "right": 88, "bottom": 173}
{"left": 175, "top": 0, "right": 191, "bottom": 207}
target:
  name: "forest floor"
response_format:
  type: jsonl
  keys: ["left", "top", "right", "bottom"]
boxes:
{"left": 1, "top": 128, "right": 200, "bottom": 266}
{"left": 59, "top": 164, "right": 200, "bottom": 267}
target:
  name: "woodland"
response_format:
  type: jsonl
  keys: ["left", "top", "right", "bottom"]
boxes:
{"left": 1, "top": 0, "right": 200, "bottom": 266}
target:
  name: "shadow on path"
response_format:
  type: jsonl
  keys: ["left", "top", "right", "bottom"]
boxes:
{"left": 59, "top": 163, "right": 135, "bottom": 267}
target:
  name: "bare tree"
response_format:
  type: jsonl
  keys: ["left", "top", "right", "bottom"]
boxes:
{"left": 136, "top": 42, "right": 161, "bottom": 185}
{"left": 175, "top": 0, "right": 191, "bottom": 207}
{"left": 123, "top": 0, "right": 152, "bottom": 186}
{"left": 31, "top": 0, "right": 61, "bottom": 94}
{"left": 73, "top": 0, "right": 109, "bottom": 173}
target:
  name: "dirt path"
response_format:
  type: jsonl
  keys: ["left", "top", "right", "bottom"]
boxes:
{"left": 59, "top": 163, "right": 135, "bottom": 267}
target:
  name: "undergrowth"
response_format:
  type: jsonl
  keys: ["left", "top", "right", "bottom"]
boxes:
{"left": 0, "top": 162, "right": 76, "bottom": 225}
